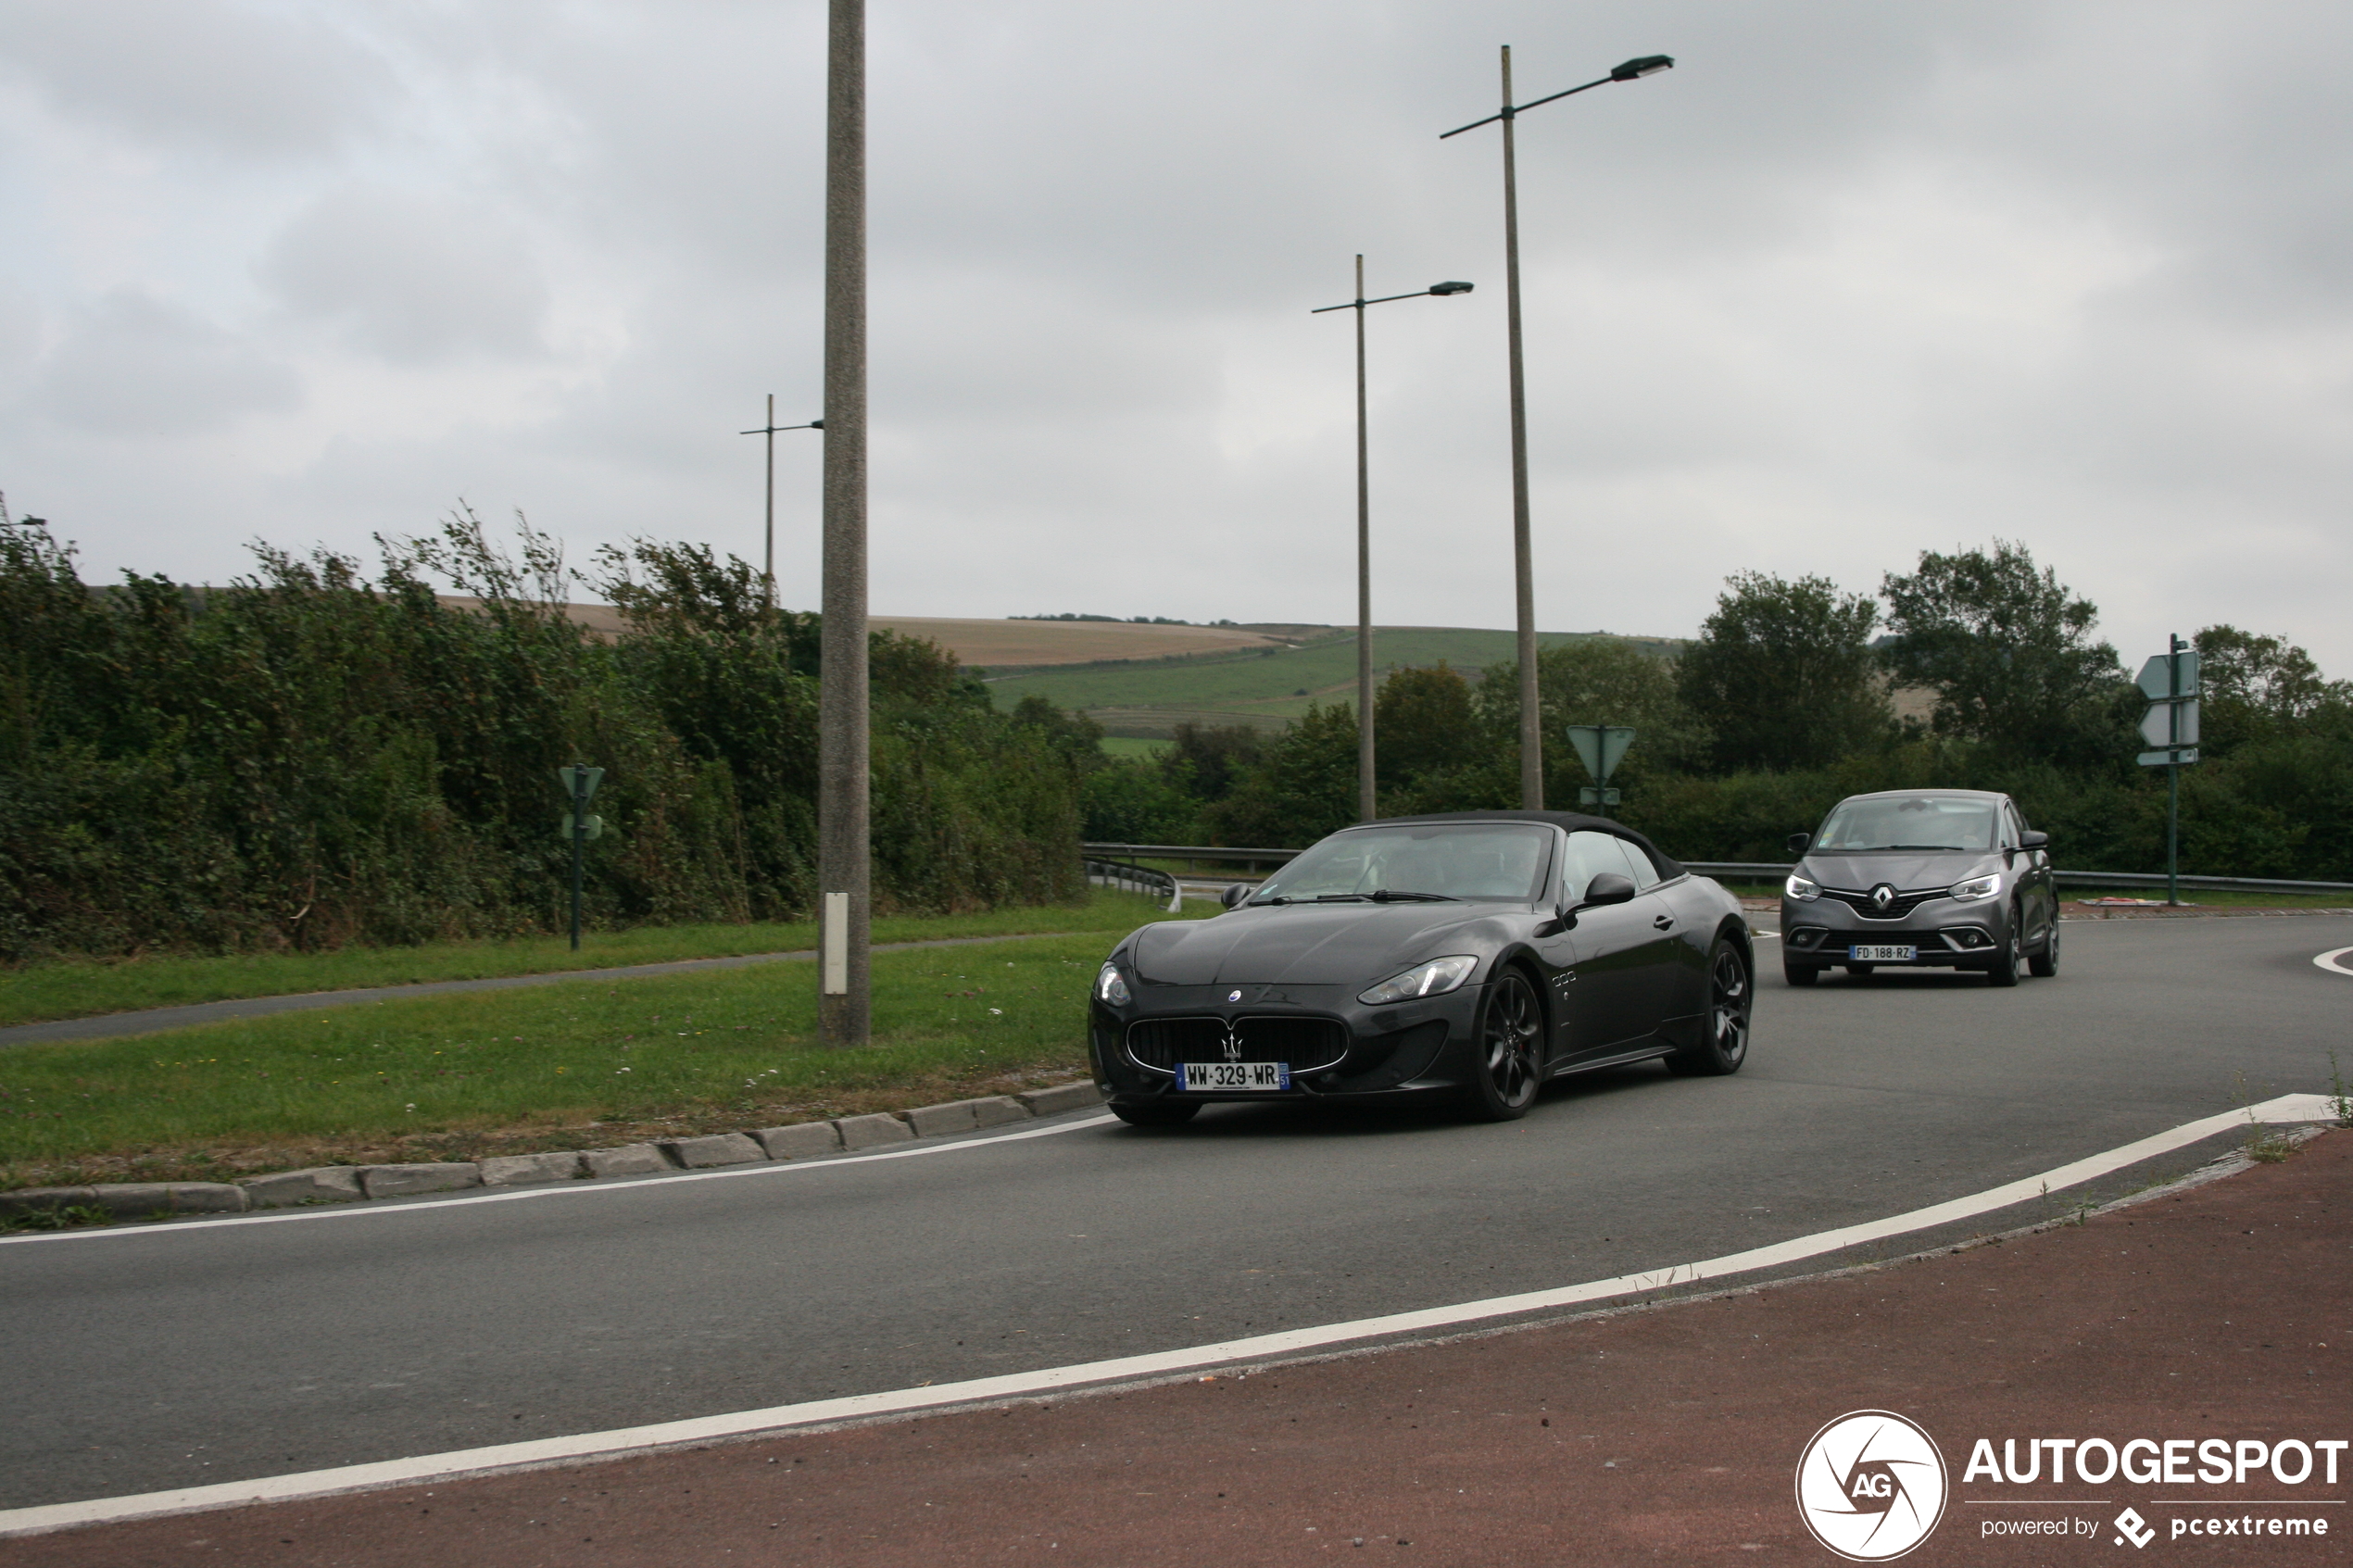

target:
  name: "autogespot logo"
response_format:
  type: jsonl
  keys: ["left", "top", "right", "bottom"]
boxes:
{"left": 1796, "top": 1411, "right": 1951, "bottom": 1562}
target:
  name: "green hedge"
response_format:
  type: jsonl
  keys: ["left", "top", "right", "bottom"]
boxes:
{"left": 0, "top": 513, "right": 1082, "bottom": 960}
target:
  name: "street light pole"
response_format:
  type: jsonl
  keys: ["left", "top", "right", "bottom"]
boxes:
{"left": 1443, "top": 49, "right": 1673, "bottom": 810}
{"left": 817, "top": 0, "right": 871, "bottom": 1047}
{"left": 739, "top": 396, "right": 822, "bottom": 608}
{"left": 1312, "top": 266, "right": 1474, "bottom": 823}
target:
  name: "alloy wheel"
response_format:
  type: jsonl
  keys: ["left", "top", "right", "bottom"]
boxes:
{"left": 1709, "top": 947, "right": 1750, "bottom": 1068}
{"left": 1481, "top": 973, "right": 1541, "bottom": 1109}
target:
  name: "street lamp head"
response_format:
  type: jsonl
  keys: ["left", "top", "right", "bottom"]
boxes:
{"left": 1610, "top": 54, "right": 1674, "bottom": 82}
{"left": 1428, "top": 281, "right": 1475, "bottom": 296}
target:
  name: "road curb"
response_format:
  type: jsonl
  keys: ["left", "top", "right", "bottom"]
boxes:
{"left": 0, "top": 1083, "right": 1105, "bottom": 1229}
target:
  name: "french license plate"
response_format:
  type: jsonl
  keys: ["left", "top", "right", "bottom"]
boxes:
{"left": 1851, "top": 944, "right": 1917, "bottom": 962}
{"left": 1179, "top": 1061, "right": 1291, "bottom": 1091}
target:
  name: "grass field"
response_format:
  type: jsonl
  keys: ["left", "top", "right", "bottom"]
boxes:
{"left": 1097, "top": 736, "right": 1172, "bottom": 759}
{"left": 0, "top": 908, "right": 1218, "bottom": 1189}
{"left": 0, "top": 890, "right": 1187, "bottom": 1030}
{"left": 988, "top": 626, "right": 1676, "bottom": 733}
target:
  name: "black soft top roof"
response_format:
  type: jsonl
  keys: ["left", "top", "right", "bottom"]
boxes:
{"left": 1337, "top": 810, "right": 1686, "bottom": 880}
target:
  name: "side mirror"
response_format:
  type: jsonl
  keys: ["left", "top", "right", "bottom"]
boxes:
{"left": 2020, "top": 831, "right": 2049, "bottom": 851}
{"left": 1786, "top": 832, "right": 1810, "bottom": 855}
{"left": 1220, "top": 884, "right": 1250, "bottom": 909}
{"left": 1579, "top": 872, "right": 1638, "bottom": 909}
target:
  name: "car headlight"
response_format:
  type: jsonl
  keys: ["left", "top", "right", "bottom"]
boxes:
{"left": 1785, "top": 873, "right": 1820, "bottom": 901}
{"left": 1095, "top": 962, "right": 1131, "bottom": 1006}
{"left": 1948, "top": 872, "right": 2002, "bottom": 903}
{"left": 1357, "top": 955, "right": 1479, "bottom": 1007}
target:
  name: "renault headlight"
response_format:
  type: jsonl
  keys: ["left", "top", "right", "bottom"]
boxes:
{"left": 1948, "top": 872, "right": 2002, "bottom": 903}
{"left": 1358, "top": 955, "right": 1478, "bottom": 1007}
{"left": 1095, "top": 962, "right": 1131, "bottom": 1006}
{"left": 1785, "top": 873, "right": 1820, "bottom": 901}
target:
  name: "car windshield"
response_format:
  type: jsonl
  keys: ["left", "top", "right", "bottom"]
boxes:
{"left": 1253, "top": 822, "right": 1552, "bottom": 904}
{"left": 1815, "top": 797, "right": 1999, "bottom": 854}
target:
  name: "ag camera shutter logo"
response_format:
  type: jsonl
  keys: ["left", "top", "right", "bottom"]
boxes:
{"left": 1795, "top": 1410, "right": 1950, "bottom": 1562}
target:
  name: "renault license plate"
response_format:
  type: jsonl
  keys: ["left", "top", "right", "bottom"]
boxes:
{"left": 1851, "top": 944, "right": 1917, "bottom": 962}
{"left": 1179, "top": 1061, "right": 1291, "bottom": 1091}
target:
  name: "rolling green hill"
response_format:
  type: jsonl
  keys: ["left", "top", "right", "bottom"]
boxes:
{"left": 985, "top": 626, "right": 1680, "bottom": 737}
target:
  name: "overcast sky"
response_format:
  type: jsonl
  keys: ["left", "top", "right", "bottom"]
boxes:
{"left": 4, "top": 1, "right": 2347, "bottom": 673}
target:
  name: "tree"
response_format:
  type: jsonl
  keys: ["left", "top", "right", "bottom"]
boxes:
{"left": 1676, "top": 572, "right": 1890, "bottom": 771}
{"left": 1008, "top": 695, "right": 1105, "bottom": 776}
{"left": 1202, "top": 702, "right": 1357, "bottom": 847}
{"left": 1161, "top": 721, "right": 1261, "bottom": 803}
{"left": 1473, "top": 637, "right": 1707, "bottom": 807}
{"left": 1879, "top": 541, "right": 2124, "bottom": 762}
{"left": 2193, "top": 625, "right": 2347, "bottom": 752}
{"left": 1376, "top": 663, "right": 1478, "bottom": 795}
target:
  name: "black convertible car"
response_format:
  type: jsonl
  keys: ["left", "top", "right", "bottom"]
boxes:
{"left": 1088, "top": 811, "right": 1755, "bottom": 1125}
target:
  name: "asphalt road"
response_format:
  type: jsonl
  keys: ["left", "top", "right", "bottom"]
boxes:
{"left": 4, "top": 914, "right": 2347, "bottom": 1514}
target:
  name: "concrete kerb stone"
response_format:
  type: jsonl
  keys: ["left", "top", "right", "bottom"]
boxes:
{"left": 7, "top": 1082, "right": 1108, "bottom": 1229}
{"left": 240, "top": 1167, "right": 365, "bottom": 1208}
{"left": 1017, "top": 1083, "right": 1103, "bottom": 1117}
{"left": 755, "top": 1122, "right": 844, "bottom": 1160}
{"left": 661, "top": 1133, "right": 767, "bottom": 1169}
{"left": 582, "top": 1144, "right": 675, "bottom": 1179}
{"left": 478, "top": 1151, "right": 589, "bottom": 1186}
{"left": 836, "top": 1112, "right": 917, "bottom": 1150}
{"left": 900, "top": 1101, "right": 979, "bottom": 1137}
{"left": 358, "top": 1162, "right": 482, "bottom": 1199}
{"left": 0, "top": 1185, "right": 97, "bottom": 1218}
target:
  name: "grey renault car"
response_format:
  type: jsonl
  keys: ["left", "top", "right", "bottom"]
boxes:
{"left": 1779, "top": 789, "right": 2059, "bottom": 987}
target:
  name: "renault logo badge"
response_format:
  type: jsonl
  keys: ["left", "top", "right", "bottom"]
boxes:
{"left": 1870, "top": 884, "right": 1896, "bottom": 912}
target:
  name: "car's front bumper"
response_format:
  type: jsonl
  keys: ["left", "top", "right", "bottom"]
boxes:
{"left": 1088, "top": 981, "right": 1489, "bottom": 1107}
{"left": 1780, "top": 893, "right": 2013, "bottom": 970}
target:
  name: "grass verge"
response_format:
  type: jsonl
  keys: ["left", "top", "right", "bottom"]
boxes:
{"left": 0, "top": 887, "right": 1198, "bottom": 1029}
{"left": 0, "top": 928, "right": 1176, "bottom": 1192}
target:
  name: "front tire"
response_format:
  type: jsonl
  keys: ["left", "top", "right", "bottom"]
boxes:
{"left": 1783, "top": 959, "right": 1819, "bottom": 986}
{"left": 1669, "top": 937, "right": 1752, "bottom": 1076}
{"left": 1110, "top": 1099, "right": 1200, "bottom": 1127}
{"left": 2028, "top": 921, "right": 2060, "bottom": 978}
{"left": 1461, "top": 970, "right": 1543, "bottom": 1122}
{"left": 1986, "top": 910, "right": 2022, "bottom": 987}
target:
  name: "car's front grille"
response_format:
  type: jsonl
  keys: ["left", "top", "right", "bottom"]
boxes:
{"left": 1820, "top": 886, "right": 1948, "bottom": 919}
{"left": 1125, "top": 1016, "right": 1351, "bottom": 1075}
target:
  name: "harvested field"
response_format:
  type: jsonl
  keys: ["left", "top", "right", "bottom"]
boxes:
{"left": 439, "top": 599, "right": 1292, "bottom": 668}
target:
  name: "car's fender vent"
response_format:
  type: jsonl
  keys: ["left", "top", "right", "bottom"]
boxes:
{"left": 1125, "top": 1016, "right": 1350, "bottom": 1074}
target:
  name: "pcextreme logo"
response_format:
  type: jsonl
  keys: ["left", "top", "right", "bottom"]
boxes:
{"left": 1795, "top": 1410, "right": 1951, "bottom": 1562}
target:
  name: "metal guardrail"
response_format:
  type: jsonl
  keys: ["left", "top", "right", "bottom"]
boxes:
{"left": 1084, "top": 847, "right": 2353, "bottom": 901}
{"left": 1679, "top": 862, "right": 2353, "bottom": 898}
{"left": 1083, "top": 858, "right": 1183, "bottom": 912}
{"left": 1081, "top": 842, "right": 1301, "bottom": 869}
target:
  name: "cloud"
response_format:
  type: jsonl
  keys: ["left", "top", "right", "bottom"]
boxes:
{"left": 3, "top": 0, "right": 2348, "bottom": 675}
{"left": 33, "top": 290, "right": 299, "bottom": 436}
{"left": 257, "top": 184, "right": 553, "bottom": 364}
{"left": 0, "top": 0, "right": 393, "bottom": 159}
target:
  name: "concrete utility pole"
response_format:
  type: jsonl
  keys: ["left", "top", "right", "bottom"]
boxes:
{"left": 1498, "top": 45, "right": 1542, "bottom": 811}
{"left": 1442, "top": 46, "right": 1673, "bottom": 811}
{"left": 740, "top": 396, "right": 823, "bottom": 609}
{"left": 1311, "top": 262, "right": 1475, "bottom": 822}
{"left": 817, "top": 0, "right": 871, "bottom": 1046}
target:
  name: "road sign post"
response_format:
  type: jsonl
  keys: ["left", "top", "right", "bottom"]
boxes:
{"left": 1565, "top": 725, "right": 1635, "bottom": 814}
{"left": 556, "top": 765, "right": 604, "bottom": 950}
{"left": 2134, "top": 639, "right": 2199, "bottom": 907}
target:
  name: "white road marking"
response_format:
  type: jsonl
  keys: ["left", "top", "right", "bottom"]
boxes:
{"left": 1, "top": 1092, "right": 2334, "bottom": 1539}
{"left": 2315, "top": 946, "right": 2353, "bottom": 977}
{"left": 0, "top": 1113, "right": 1119, "bottom": 1248}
